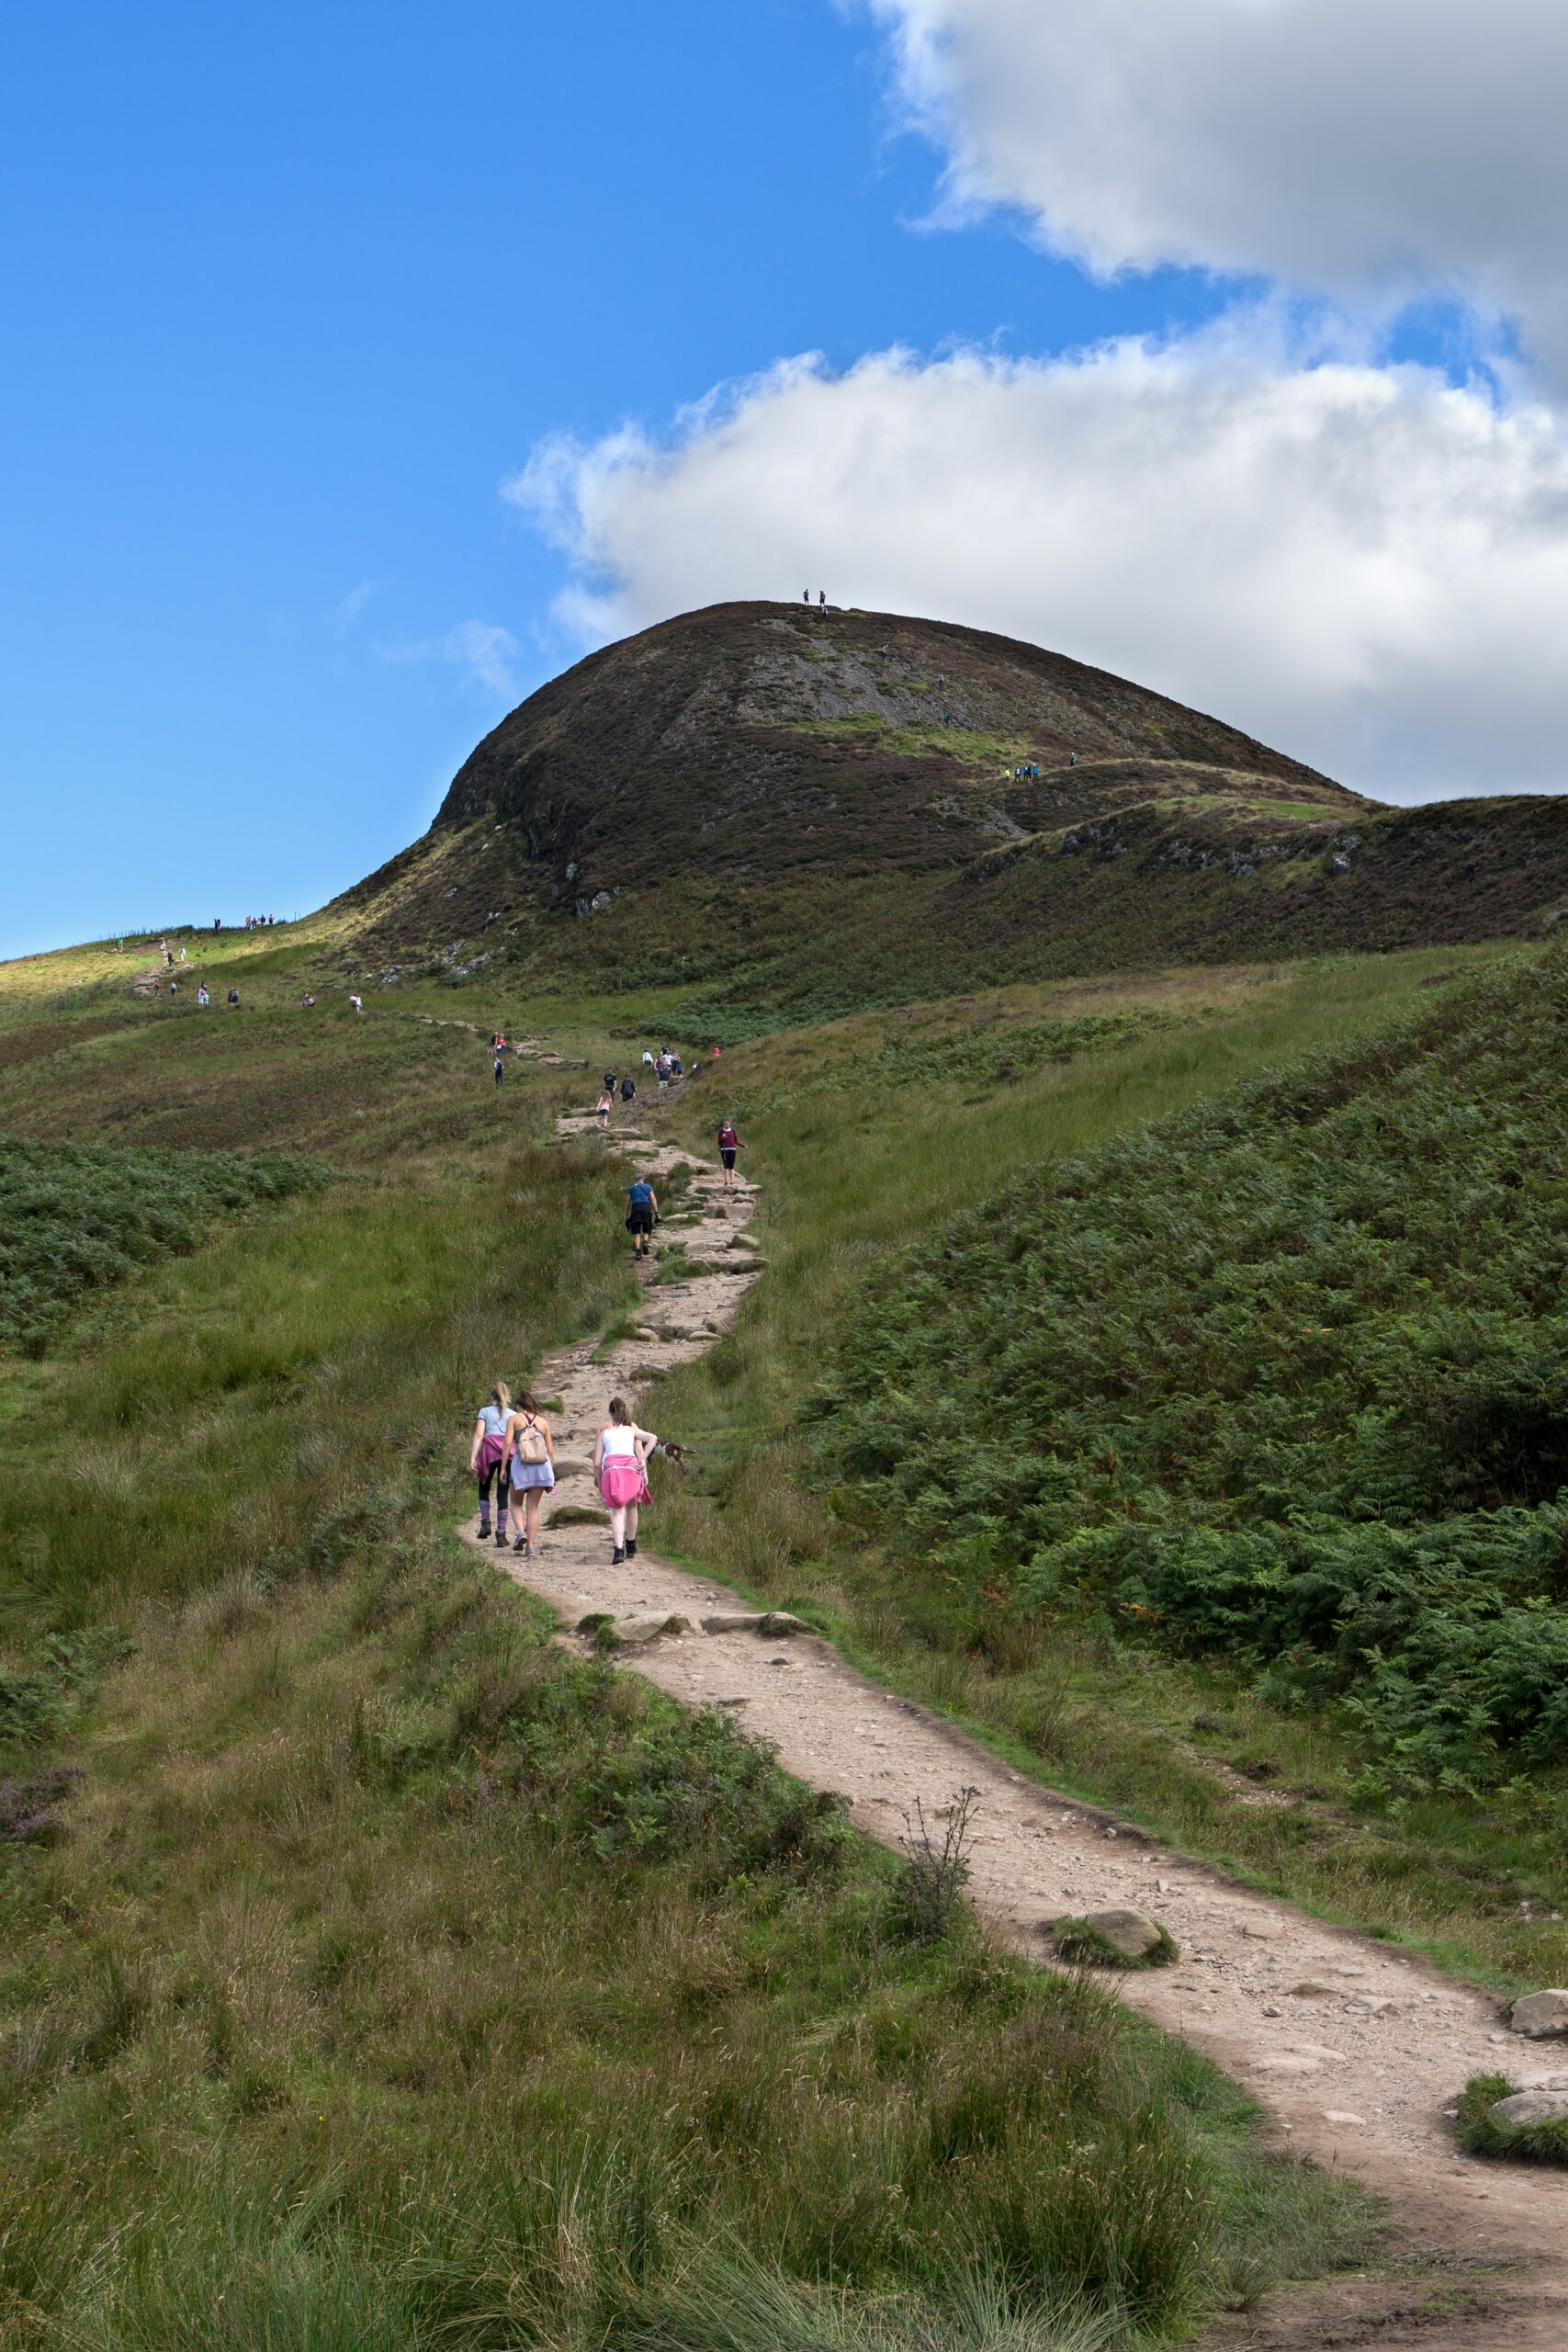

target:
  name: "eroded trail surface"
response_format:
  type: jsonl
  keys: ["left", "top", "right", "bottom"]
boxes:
{"left": 460, "top": 1099, "right": 1568, "bottom": 2349}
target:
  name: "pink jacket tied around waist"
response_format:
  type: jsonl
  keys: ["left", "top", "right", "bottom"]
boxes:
{"left": 600, "top": 1454, "right": 649, "bottom": 1508}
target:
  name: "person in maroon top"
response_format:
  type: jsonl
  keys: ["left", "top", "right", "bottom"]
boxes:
{"left": 716, "top": 1119, "right": 740, "bottom": 1190}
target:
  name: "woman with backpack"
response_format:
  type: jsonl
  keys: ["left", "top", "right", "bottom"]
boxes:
{"left": 716, "top": 1118, "right": 741, "bottom": 1190}
{"left": 469, "top": 1382, "right": 513, "bottom": 1546}
{"left": 625, "top": 1174, "right": 660, "bottom": 1259}
{"left": 594, "top": 1396, "right": 656, "bottom": 1564}
{"left": 502, "top": 1389, "right": 556, "bottom": 1559}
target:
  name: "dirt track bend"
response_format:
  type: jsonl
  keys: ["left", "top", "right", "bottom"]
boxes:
{"left": 459, "top": 1098, "right": 1568, "bottom": 2349}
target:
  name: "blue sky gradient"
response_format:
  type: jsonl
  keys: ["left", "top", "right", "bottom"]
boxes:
{"left": 0, "top": 2, "right": 1240, "bottom": 952}
{"left": 5, "top": 1, "right": 1551, "bottom": 954}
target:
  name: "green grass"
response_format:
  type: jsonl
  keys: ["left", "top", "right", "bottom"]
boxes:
{"left": 1456, "top": 2073, "right": 1568, "bottom": 2165}
{"left": 0, "top": 946, "right": 1393, "bottom": 2347}
{"left": 818, "top": 955, "right": 1568, "bottom": 1799}
{"left": 624, "top": 942, "right": 1568, "bottom": 1989}
{"left": 0, "top": 1130, "right": 327, "bottom": 1354}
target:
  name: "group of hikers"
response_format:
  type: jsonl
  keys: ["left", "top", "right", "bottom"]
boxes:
{"left": 471, "top": 1384, "right": 656, "bottom": 1566}
{"left": 594, "top": 1047, "right": 684, "bottom": 1125}
{"left": 467, "top": 1049, "right": 750, "bottom": 1565}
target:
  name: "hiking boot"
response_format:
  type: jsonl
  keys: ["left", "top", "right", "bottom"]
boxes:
{"left": 478, "top": 1521, "right": 491, "bottom": 1540}
{"left": 493, "top": 1529, "right": 509, "bottom": 1547}
{"left": 612, "top": 1547, "right": 626, "bottom": 1566}
{"left": 625, "top": 1538, "right": 637, "bottom": 1558}
{"left": 513, "top": 1532, "right": 527, "bottom": 1553}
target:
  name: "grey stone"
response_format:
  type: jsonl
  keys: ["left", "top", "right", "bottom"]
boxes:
{"left": 614, "top": 1614, "right": 691, "bottom": 1644}
{"left": 1510, "top": 1990, "right": 1568, "bottom": 2038}
{"left": 1079, "top": 1907, "right": 1164, "bottom": 1961}
{"left": 699, "top": 1611, "right": 808, "bottom": 1637}
{"left": 1490, "top": 2089, "right": 1568, "bottom": 2130}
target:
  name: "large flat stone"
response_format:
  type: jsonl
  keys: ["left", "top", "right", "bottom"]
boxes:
{"left": 1510, "top": 1990, "right": 1568, "bottom": 2038}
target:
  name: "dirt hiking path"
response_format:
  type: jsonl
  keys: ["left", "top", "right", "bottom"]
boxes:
{"left": 459, "top": 1098, "right": 1568, "bottom": 2349}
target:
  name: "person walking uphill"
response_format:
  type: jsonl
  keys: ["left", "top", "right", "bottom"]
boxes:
{"left": 625, "top": 1173, "right": 660, "bottom": 1259}
{"left": 717, "top": 1118, "right": 741, "bottom": 1190}
{"left": 502, "top": 1389, "right": 555, "bottom": 1560}
{"left": 595, "top": 1396, "right": 656, "bottom": 1564}
{"left": 470, "top": 1383, "right": 513, "bottom": 1545}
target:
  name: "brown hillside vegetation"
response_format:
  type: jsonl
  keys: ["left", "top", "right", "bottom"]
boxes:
{"left": 329, "top": 602, "right": 1568, "bottom": 1035}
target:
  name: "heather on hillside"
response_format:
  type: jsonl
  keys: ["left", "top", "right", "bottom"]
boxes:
{"left": 815, "top": 954, "right": 1568, "bottom": 1798}
{"left": 0, "top": 1133, "right": 327, "bottom": 1352}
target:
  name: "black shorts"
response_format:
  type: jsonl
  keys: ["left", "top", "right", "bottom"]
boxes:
{"left": 626, "top": 1208, "right": 653, "bottom": 1233}
{"left": 720, "top": 1148, "right": 737, "bottom": 1170}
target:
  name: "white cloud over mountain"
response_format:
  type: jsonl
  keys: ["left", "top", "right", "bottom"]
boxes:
{"left": 511, "top": 330, "right": 1568, "bottom": 801}
{"left": 866, "top": 0, "right": 1568, "bottom": 362}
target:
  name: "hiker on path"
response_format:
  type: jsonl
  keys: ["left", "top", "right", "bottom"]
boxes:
{"left": 625, "top": 1173, "right": 660, "bottom": 1259}
{"left": 470, "top": 1383, "right": 513, "bottom": 1545}
{"left": 493, "top": 1049, "right": 505, "bottom": 1089}
{"left": 595, "top": 1087, "right": 613, "bottom": 1129}
{"left": 595, "top": 1396, "right": 657, "bottom": 1565}
{"left": 197, "top": 985, "right": 209, "bottom": 1007}
{"left": 502, "top": 1389, "right": 555, "bottom": 1559}
{"left": 227, "top": 988, "right": 239, "bottom": 1007}
{"left": 349, "top": 993, "right": 363, "bottom": 1013}
{"left": 641, "top": 1048, "right": 655, "bottom": 1071}
{"left": 717, "top": 1119, "right": 741, "bottom": 1190}
{"left": 619, "top": 1075, "right": 636, "bottom": 1106}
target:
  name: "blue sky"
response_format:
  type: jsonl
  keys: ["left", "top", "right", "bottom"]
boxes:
{"left": 5, "top": 1, "right": 1566, "bottom": 954}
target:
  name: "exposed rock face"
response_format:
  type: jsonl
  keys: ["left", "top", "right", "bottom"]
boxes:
{"left": 1509, "top": 1990, "right": 1568, "bottom": 2038}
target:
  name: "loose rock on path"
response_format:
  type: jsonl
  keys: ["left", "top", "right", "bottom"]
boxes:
{"left": 459, "top": 1094, "right": 1568, "bottom": 2349}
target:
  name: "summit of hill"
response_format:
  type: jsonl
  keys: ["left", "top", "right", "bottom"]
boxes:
{"left": 429, "top": 600, "right": 1357, "bottom": 898}
{"left": 335, "top": 601, "right": 1568, "bottom": 1035}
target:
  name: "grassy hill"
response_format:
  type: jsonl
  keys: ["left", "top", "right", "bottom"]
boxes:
{"left": 10, "top": 602, "right": 1568, "bottom": 2340}
{"left": 319, "top": 603, "right": 1568, "bottom": 1035}
{"left": 0, "top": 932, "right": 1407, "bottom": 2349}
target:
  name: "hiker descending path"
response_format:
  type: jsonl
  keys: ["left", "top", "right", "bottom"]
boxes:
{"left": 461, "top": 1096, "right": 1568, "bottom": 2349}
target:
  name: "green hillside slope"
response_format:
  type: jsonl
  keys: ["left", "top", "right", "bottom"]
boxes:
{"left": 817, "top": 954, "right": 1568, "bottom": 1802}
{"left": 321, "top": 603, "right": 1568, "bottom": 1035}
{"left": 0, "top": 936, "right": 1386, "bottom": 2348}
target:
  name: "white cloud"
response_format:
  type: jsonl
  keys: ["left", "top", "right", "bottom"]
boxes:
{"left": 864, "top": 0, "right": 1568, "bottom": 362}
{"left": 378, "top": 619, "right": 523, "bottom": 699}
{"left": 507, "top": 329, "right": 1568, "bottom": 801}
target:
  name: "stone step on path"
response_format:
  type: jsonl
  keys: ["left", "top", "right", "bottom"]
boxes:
{"left": 458, "top": 1092, "right": 1568, "bottom": 2350}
